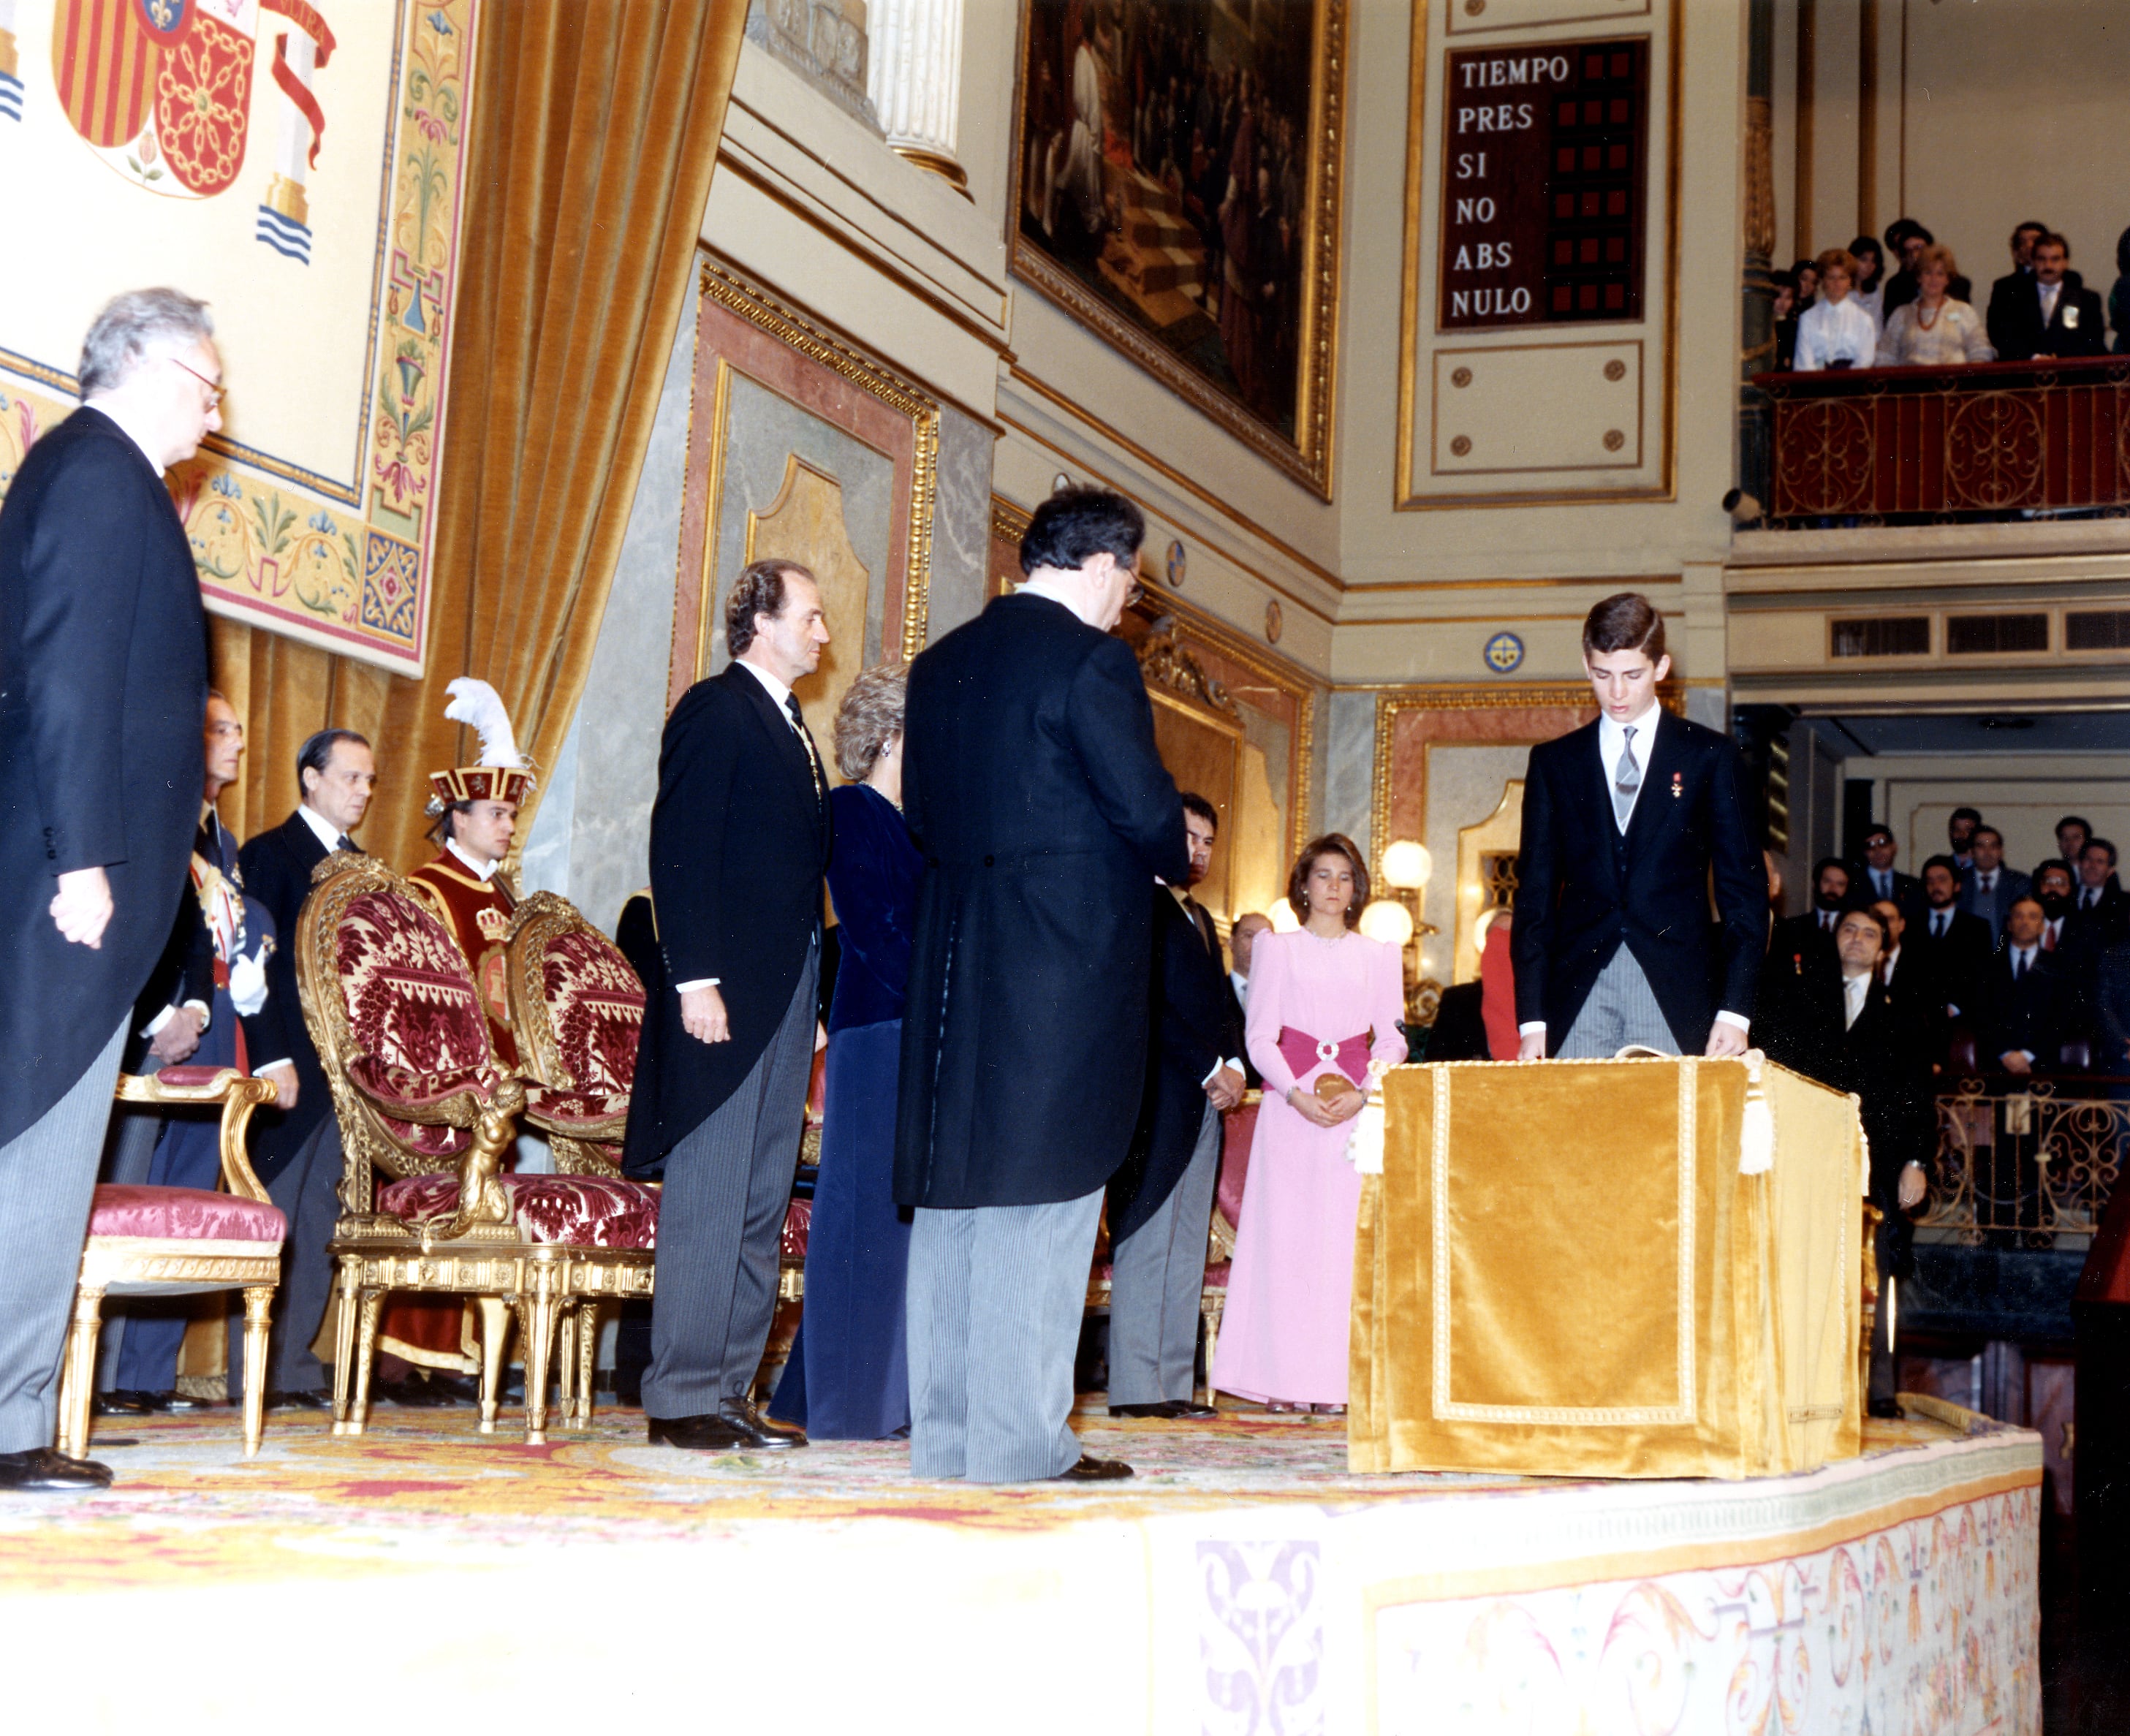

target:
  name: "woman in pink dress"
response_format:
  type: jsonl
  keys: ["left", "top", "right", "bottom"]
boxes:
{"left": 1213, "top": 834, "right": 1407, "bottom": 1411}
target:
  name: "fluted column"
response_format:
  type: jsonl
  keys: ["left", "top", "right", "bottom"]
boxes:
{"left": 866, "top": 0, "right": 967, "bottom": 193}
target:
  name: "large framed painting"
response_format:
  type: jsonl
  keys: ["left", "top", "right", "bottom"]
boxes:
{"left": 1009, "top": 0, "right": 1347, "bottom": 498}
{"left": 0, "top": 0, "right": 481, "bottom": 676}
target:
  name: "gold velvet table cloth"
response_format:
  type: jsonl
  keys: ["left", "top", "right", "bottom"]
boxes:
{"left": 1349, "top": 1055, "right": 1864, "bottom": 1479}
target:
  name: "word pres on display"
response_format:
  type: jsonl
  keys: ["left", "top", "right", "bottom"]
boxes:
{"left": 1438, "top": 39, "right": 1650, "bottom": 332}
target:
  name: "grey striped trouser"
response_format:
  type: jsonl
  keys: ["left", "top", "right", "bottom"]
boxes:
{"left": 906, "top": 1184, "right": 1104, "bottom": 1483}
{"left": 0, "top": 1017, "right": 128, "bottom": 1452}
{"left": 1556, "top": 945, "right": 1680, "bottom": 1058}
{"left": 1107, "top": 1099, "right": 1219, "bottom": 1405}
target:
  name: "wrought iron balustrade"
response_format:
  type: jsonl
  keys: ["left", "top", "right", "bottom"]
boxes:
{"left": 1919, "top": 1077, "right": 2128, "bottom": 1246}
{"left": 1755, "top": 355, "right": 2130, "bottom": 524}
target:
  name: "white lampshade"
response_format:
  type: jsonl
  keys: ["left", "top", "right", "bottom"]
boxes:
{"left": 1268, "top": 899, "right": 1302, "bottom": 933}
{"left": 1381, "top": 839, "right": 1433, "bottom": 890}
{"left": 1358, "top": 899, "right": 1415, "bottom": 948}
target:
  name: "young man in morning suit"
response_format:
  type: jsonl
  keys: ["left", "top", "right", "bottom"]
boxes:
{"left": 632, "top": 558, "right": 832, "bottom": 1453}
{"left": 895, "top": 485, "right": 1188, "bottom": 1484}
{"left": 0, "top": 290, "right": 215, "bottom": 1490}
{"left": 1513, "top": 593, "right": 1766, "bottom": 1060}
{"left": 1105, "top": 791, "right": 1245, "bottom": 1421}
{"left": 237, "top": 727, "right": 378, "bottom": 1410}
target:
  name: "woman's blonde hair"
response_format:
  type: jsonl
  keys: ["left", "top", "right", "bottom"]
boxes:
{"left": 833, "top": 662, "right": 907, "bottom": 781}
{"left": 1815, "top": 246, "right": 1858, "bottom": 283}
{"left": 1915, "top": 241, "right": 1960, "bottom": 281}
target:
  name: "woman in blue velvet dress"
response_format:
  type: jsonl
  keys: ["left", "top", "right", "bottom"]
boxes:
{"left": 770, "top": 664, "right": 922, "bottom": 1439}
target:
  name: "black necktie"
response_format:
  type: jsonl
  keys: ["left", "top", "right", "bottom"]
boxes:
{"left": 784, "top": 693, "right": 825, "bottom": 803}
{"left": 1933, "top": 914, "right": 1946, "bottom": 939}
{"left": 337, "top": 834, "right": 362, "bottom": 854}
{"left": 2015, "top": 951, "right": 2027, "bottom": 981}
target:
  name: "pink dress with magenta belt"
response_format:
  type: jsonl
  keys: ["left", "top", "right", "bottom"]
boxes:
{"left": 1212, "top": 928, "right": 1408, "bottom": 1406}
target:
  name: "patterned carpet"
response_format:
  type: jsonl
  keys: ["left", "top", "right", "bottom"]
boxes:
{"left": 0, "top": 1395, "right": 1960, "bottom": 1597}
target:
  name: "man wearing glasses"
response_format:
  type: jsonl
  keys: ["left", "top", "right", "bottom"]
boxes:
{"left": 0, "top": 289, "right": 218, "bottom": 1490}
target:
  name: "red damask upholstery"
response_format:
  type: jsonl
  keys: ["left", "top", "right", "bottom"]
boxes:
{"left": 376, "top": 1172, "right": 659, "bottom": 1250}
{"left": 88, "top": 1185, "right": 286, "bottom": 1243}
{"left": 154, "top": 1064, "right": 243, "bottom": 1090}
{"left": 1216, "top": 1101, "right": 1259, "bottom": 1232}
{"left": 537, "top": 928, "right": 644, "bottom": 1095}
{"left": 525, "top": 1083, "right": 631, "bottom": 1127}
{"left": 1202, "top": 1261, "right": 1231, "bottom": 1290}
{"left": 336, "top": 890, "right": 496, "bottom": 1082}
{"left": 347, "top": 1057, "right": 501, "bottom": 1113}
{"left": 781, "top": 1197, "right": 812, "bottom": 1261}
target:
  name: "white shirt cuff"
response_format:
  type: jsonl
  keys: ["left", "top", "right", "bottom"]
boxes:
{"left": 674, "top": 979, "right": 719, "bottom": 993}
{"left": 1202, "top": 1058, "right": 1243, "bottom": 1086}
{"left": 1518, "top": 1021, "right": 1545, "bottom": 1036}
{"left": 257, "top": 1058, "right": 293, "bottom": 1076}
{"left": 142, "top": 1004, "right": 178, "bottom": 1038}
{"left": 1715, "top": 1011, "right": 1751, "bottom": 1034}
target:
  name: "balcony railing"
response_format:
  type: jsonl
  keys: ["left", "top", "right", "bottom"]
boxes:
{"left": 1919, "top": 1077, "right": 2128, "bottom": 1246}
{"left": 1755, "top": 355, "right": 2130, "bottom": 525}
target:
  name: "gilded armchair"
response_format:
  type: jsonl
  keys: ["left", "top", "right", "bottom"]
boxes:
{"left": 298, "top": 854, "right": 657, "bottom": 1444}
{"left": 56, "top": 1066, "right": 284, "bottom": 1459}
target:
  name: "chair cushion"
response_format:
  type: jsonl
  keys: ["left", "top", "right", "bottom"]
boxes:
{"left": 1216, "top": 1102, "right": 1259, "bottom": 1231}
{"left": 375, "top": 1172, "right": 659, "bottom": 1249}
{"left": 537, "top": 928, "right": 644, "bottom": 1094}
{"left": 781, "top": 1197, "right": 811, "bottom": 1262}
{"left": 1202, "top": 1259, "right": 1231, "bottom": 1291}
{"left": 88, "top": 1185, "right": 286, "bottom": 1243}
{"left": 152, "top": 1064, "right": 239, "bottom": 1091}
{"left": 525, "top": 1083, "right": 630, "bottom": 1127}
{"left": 336, "top": 888, "right": 498, "bottom": 1077}
{"left": 349, "top": 1056, "right": 501, "bottom": 1113}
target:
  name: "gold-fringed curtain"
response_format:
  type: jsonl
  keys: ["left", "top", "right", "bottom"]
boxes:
{"left": 212, "top": 0, "right": 747, "bottom": 869}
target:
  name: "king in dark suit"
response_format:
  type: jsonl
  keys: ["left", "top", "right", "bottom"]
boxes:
{"left": 634, "top": 558, "right": 833, "bottom": 1453}
{"left": 236, "top": 727, "right": 376, "bottom": 1406}
{"left": 1512, "top": 594, "right": 1765, "bottom": 1061}
{"left": 0, "top": 292, "right": 216, "bottom": 1489}
{"left": 1104, "top": 793, "right": 1245, "bottom": 1420}
{"left": 896, "top": 487, "right": 1187, "bottom": 1483}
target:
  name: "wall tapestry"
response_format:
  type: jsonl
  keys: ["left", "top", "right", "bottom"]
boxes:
{"left": 0, "top": 0, "right": 480, "bottom": 677}
{"left": 1009, "top": 0, "right": 1346, "bottom": 497}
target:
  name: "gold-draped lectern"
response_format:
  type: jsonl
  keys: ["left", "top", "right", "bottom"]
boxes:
{"left": 1349, "top": 1055, "right": 1865, "bottom": 1480}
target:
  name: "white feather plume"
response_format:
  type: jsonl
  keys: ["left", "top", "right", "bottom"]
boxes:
{"left": 443, "top": 677, "right": 525, "bottom": 767}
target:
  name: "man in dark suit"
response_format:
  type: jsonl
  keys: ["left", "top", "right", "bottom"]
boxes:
{"left": 0, "top": 289, "right": 215, "bottom": 1490}
{"left": 896, "top": 486, "right": 1186, "bottom": 1483}
{"left": 237, "top": 727, "right": 375, "bottom": 1409}
{"left": 2069, "top": 838, "right": 2129, "bottom": 950}
{"left": 1985, "top": 220, "right": 2052, "bottom": 357}
{"left": 1913, "top": 854, "right": 1993, "bottom": 1027}
{"left": 1757, "top": 857, "right": 1854, "bottom": 1073}
{"left": 635, "top": 558, "right": 832, "bottom": 1453}
{"left": 1990, "top": 232, "right": 2104, "bottom": 361}
{"left": 1982, "top": 896, "right": 2077, "bottom": 1076}
{"left": 1513, "top": 594, "right": 1765, "bottom": 1060}
{"left": 1857, "top": 825, "right": 1925, "bottom": 928}
{"left": 1947, "top": 806, "right": 1982, "bottom": 877}
{"left": 1106, "top": 792, "right": 1243, "bottom": 1421}
{"left": 1958, "top": 827, "right": 2028, "bottom": 939}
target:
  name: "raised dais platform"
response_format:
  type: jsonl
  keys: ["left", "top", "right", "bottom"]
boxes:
{"left": 0, "top": 1398, "right": 2039, "bottom": 1732}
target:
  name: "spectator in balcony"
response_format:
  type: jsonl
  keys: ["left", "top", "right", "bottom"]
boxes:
{"left": 1793, "top": 249, "right": 1878, "bottom": 371}
{"left": 2095, "top": 939, "right": 2130, "bottom": 1073}
{"left": 1914, "top": 854, "right": 1993, "bottom": 1025}
{"left": 1790, "top": 257, "right": 1820, "bottom": 309}
{"left": 2055, "top": 815, "right": 2093, "bottom": 865}
{"left": 1875, "top": 246, "right": 1995, "bottom": 368}
{"left": 1872, "top": 895, "right": 1947, "bottom": 1069}
{"left": 1947, "top": 807, "right": 1982, "bottom": 873}
{"left": 1958, "top": 827, "right": 2027, "bottom": 937}
{"left": 2072, "top": 838, "right": 2128, "bottom": 945}
{"left": 1846, "top": 235, "right": 1889, "bottom": 328}
{"left": 1757, "top": 857, "right": 1854, "bottom": 1071}
{"left": 1857, "top": 823, "right": 1925, "bottom": 925}
{"left": 1881, "top": 219, "right": 1972, "bottom": 319}
{"left": 2111, "top": 227, "right": 2130, "bottom": 355}
{"left": 1993, "top": 233, "right": 2104, "bottom": 361}
{"left": 1982, "top": 895, "right": 2075, "bottom": 1075}
{"left": 1986, "top": 219, "right": 2054, "bottom": 352}
{"left": 1770, "top": 270, "right": 1799, "bottom": 371}
{"left": 2031, "top": 860, "right": 2079, "bottom": 955}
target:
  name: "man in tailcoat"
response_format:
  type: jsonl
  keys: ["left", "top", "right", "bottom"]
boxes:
{"left": 1513, "top": 593, "right": 1765, "bottom": 1061}
{"left": 0, "top": 289, "right": 215, "bottom": 1490}
{"left": 1105, "top": 792, "right": 1244, "bottom": 1419}
{"left": 236, "top": 727, "right": 376, "bottom": 1408}
{"left": 634, "top": 558, "right": 831, "bottom": 1452}
{"left": 895, "top": 486, "right": 1188, "bottom": 1484}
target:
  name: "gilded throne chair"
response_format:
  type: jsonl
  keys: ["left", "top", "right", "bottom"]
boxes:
{"left": 298, "top": 854, "right": 658, "bottom": 1444}
{"left": 56, "top": 1066, "right": 284, "bottom": 1459}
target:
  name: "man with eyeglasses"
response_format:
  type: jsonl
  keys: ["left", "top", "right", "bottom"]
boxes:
{"left": 0, "top": 289, "right": 216, "bottom": 1490}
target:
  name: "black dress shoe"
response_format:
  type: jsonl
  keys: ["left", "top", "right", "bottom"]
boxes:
{"left": 146, "top": 1390, "right": 212, "bottom": 1414}
{"left": 1868, "top": 1397, "right": 1903, "bottom": 1419}
{"left": 717, "top": 1397, "right": 806, "bottom": 1450}
{"left": 94, "top": 1390, "right": 155, "bottom": 1417}
{"left": 263, "top": 1389, "right": 332, "bottom": 1412}
{"left": 0, "top": 1448, "right": 114, "bottom": 1491}
{"left": 1052, "top": 1453, "right": 1134, "bottom": 1482}
{"left": 375, "top": 1375, "right": 460, "bottom": 1408}
{"left": 1108, "top": 1400, "right": 1220, "bottom": 1419}
{"left": 646, "top": 1412, "right": 746, "bottom": 1451}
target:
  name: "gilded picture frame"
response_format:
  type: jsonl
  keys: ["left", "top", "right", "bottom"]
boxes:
{"left": 1007, "top": 0, "right": 1349, "bottom": 499}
